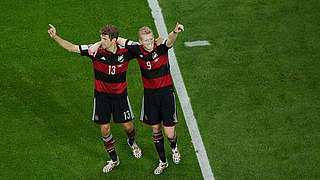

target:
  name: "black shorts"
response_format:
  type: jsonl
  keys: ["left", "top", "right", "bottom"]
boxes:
{"left": 140, "top": 92, "right": 178, "bottom": 127}
{"left": 92, "top": 96, "right": 134, "bottom": 124}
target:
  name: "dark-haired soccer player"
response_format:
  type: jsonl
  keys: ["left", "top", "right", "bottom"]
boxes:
{"left": 47, "top": 24, "right": 142, "bottom": 173}
{"left": 89, "top": 23, "right": 184, "bottom": 175}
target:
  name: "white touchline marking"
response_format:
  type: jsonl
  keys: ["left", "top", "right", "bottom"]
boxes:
{"left": 184, "top": 40, "right": 211, "bottom": 47}
{"left": 147, "top": 0, "right": 215, "bottom": 180}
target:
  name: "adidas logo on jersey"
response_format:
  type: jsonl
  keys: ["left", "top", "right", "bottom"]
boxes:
{"left": 100, "top": 57, "right": 106, "bottom": 61}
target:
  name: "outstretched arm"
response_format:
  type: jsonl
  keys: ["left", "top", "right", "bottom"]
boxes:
{"left": 88, "top": 37, "right": 127, "bottom": 57}
{"left": 48, "top": 24, "right": 80, "bottom": 53}
{"left": 118, "top": 37, "right": 163, "bottom": 46}
{"left": 117, "top": 37, "right": 127, "bottom": 46}
{"left": 166, "top": 23, "right": 184, "bottom": 48}
{"left": 88, "top": 41, "right": 101, "bottom": 56}
{"left": 88, "top": 35, "right": 165, "bottom": 57}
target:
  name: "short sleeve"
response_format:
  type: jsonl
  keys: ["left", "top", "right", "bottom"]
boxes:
{"left": 157, "top": 40, "right": 171, "bottom": 54}
{"left": 125, "top": 40, "right": 140, "bottom": 56}
{"left": 79, "top": 44, "right": 92, "bottom": 57}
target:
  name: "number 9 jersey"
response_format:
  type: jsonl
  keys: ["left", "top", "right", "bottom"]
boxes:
{"left": 125, "top": 40, "right": 174, "bottom": 95}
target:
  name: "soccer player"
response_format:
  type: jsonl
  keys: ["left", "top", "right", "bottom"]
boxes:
{"left": 89, "top": 23, "right": 184, "bottom": 175}
{"left": 47, "top": 24, "right": 142, "bottom": 173}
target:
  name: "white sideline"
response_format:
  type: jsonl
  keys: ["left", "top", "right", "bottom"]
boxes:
{"left": 147, "top": 1, "right": 215, "bottom": 180}
{"left": 184, "top": 41, "right": 211, "bottom": 47}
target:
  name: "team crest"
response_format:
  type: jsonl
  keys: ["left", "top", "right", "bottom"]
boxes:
{"left": 118, "top": 55, "right": 124, "bottom": 63}
{"left": 152, "top": 52, "right": 158, "bottom": 59}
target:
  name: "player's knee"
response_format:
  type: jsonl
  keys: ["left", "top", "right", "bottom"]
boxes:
{"left": 123, "top": 122, "right": 133, "bottom": 132}
{"left": 152, "top": 124, "right": 162, "bottom": 133}
{"left": 166, "top": 132, "right": 175, "bottom": 140}
{"left": 101, "top": 124, "right": 111, "bottom": 136}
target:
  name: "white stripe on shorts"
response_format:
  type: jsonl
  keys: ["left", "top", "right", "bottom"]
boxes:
{"left": 92, "top": 98, "right": 96, "bottom": 121}
{"left": 173, "top": 92, "right": 178, "bottom": 123}
{"left": 127, "top": 96, "right": 135, "bottom": 119}
{"left": 140, "top": 95, "right": 145, "bottom": 121}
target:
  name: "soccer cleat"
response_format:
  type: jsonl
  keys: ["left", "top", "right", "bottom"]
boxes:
{"left": 127, "top": 139, "right": 142, "bottom": 158}
{"left": 154, "top": 160, "right": 168, "bottom": 175}
{"left": 172, "top": 145, "right": 181, "bottom": 164}
{"left": 102, "top": 157, "right": 120, "bottom": 173}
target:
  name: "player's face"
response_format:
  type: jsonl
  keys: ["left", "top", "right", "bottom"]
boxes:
{"left": 139, "top": 33, "right": 154, "bottom": 52}
{"left": 100, "top": 35, "right": 114, "bottom": 49}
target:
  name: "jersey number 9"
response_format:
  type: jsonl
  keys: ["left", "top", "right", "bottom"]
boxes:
{"left": 146, "top": 61, "right": 152, "bottom": 70}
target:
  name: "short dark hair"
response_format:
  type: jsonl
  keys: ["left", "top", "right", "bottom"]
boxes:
{"left": 100, "top": 25, "right": 119, "bottom": 40}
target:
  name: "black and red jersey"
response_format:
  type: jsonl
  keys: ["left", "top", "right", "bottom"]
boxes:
{"left": 79, "top": 44, "right": 134, "bottom": 99}
{"left": 125, "top": 40, "right": 174, "bottom": 94}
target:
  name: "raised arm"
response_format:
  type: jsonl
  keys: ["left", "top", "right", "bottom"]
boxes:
{"left": 88, "top": 37, "right": 128, "bottom": 57}
{"left": 117, "top": 37, "right": 127, "bottom": 46}
{"left": 88, "top": 41, "right": 101, "bottom": 56}
{"left": 48, "top": 24, "right": 80, "bottom": 53}
{"left": 88, "top": 35, "right": 165, "bottom": 57}
{"left": 166, "top": 23, "right": 184, "bottom": 48}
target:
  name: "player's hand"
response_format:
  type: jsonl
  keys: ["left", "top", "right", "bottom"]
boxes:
{"left": 88, "top": 42, "right": 100, "bottom": 57}
{"left": 156, "top": 37, "right": 164, "bottom": 46}
{"left": 174, "top": 23, "right": 184, "bottom": 33}
{"left": 48, "top": 24, "right": 57, "bottom": 38}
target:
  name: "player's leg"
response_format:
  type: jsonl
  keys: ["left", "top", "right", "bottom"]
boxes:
{"left": 101, "top": 124, "right": 118, "bottom": 163}
{"left": 152, "top": 124, "right": 166, "bottom": 162}
{"left": 122, "top": 121, "right": 134, "bottom": 145}
{"left": 101, "top": 125, "right": 120, "bottom": 173}
{"left": 122, "top": 121, "right": 142, "bottom": 158}
{"left": 152, "top": 124, "right": 168, "bottom": 174}
{"left": 164, "top": 126, "right": 180, "bottom": 164}
{"left": 140, "top": 94, "right": 167, "bottom": 174}
{"left": 92, "top": 97, "right": 119, "bottom": 173}
{"left": 162, "top": 92, "right": 180, "bottom": 164}
{"left": 114, "top": 96, "right": 142, "bottom": 158}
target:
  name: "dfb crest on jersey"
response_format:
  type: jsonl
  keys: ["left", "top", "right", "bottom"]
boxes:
{"left": 152, "top": 52, "right": 158, "bottom": 59}
{"left": 118, "top": 55, "right": 124, "bottom": 63}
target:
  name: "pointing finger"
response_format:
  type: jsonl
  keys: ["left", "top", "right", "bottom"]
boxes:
{"left": 49, "top": 24, "right": 55, "bottom": 30}
{"left": 179, "top": 25, "right": 184, "bottom": 31}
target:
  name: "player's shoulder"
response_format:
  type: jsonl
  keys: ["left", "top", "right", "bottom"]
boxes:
{"left": 156, "top": 39, "right": 171, "bottom": 50}
{"left": 126, "top": 40, "right": 140, "bottom": 46}
{"left": 80, "top": 44, "right": 90, "bottom": 51}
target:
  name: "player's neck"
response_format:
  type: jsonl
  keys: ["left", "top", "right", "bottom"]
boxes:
{"left": 144, "top": 46, "right": 153, "bottom": 52}
{"left": 106, "top": 43, "right": 117, "bottom": 54}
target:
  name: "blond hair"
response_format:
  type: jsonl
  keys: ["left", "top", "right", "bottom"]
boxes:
{"left": 138, "top": 26, "right": 153, "bottom": 39}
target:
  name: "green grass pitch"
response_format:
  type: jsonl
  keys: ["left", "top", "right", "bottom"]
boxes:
{"left": 1, "top": 0, "right": 320, "bottom": 179}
